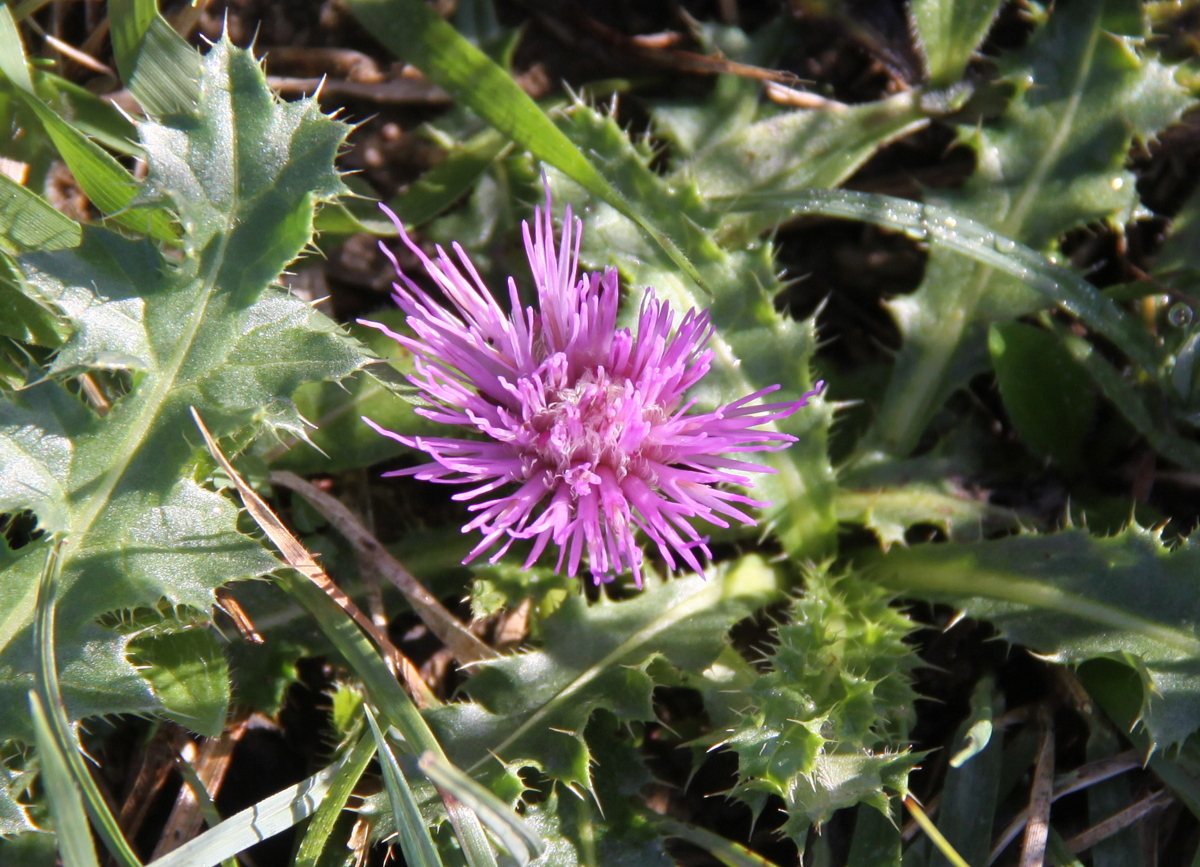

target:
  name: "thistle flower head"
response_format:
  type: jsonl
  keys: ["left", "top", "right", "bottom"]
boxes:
{"left": 361, "top": 191, "right": 820, "bottom": 587}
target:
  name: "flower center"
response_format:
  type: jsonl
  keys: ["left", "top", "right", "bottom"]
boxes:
{"left": 529, "top": 367, "right": 654, "bottom": 478}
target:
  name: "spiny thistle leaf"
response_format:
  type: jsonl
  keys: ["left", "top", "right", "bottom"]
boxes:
{"left": 547, "top": 103, "right": 836, "bottom": 559}
{"left": 871, "top": 524, "right": 1200, "bottom": 751}
{"left": 718, "top": 565, "right": 920, "bottom": 840}
{"left": 864, "top": 0, "right": 1192, "bottom": 458}
{"left": 0, "top": 37, "right": 367, "bottom": 739}
{"left": 427, "top": 556, "right": 779, "bottom": 794}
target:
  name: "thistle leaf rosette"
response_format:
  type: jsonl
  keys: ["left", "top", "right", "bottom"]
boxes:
{"left": 0, "top": 37, "right": 367, "bottom": 739}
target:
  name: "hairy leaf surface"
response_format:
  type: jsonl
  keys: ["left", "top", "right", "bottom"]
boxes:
{"left": 428, "top": 557, "right": 778, "bottom": 792}
{"left": 0, "top": 38, "right": 366, "bottom": 739}
{"left": 871, "top": 525, "right": 1200, "bottom": 750}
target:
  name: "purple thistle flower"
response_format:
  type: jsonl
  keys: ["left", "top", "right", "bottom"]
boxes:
{"left": 361, "top": 191, "right": 821, "bottom": 587}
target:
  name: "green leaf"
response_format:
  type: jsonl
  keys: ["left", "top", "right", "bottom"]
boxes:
{"left": 0, "top": 741, "right": 39, "bottom": 837}
{"left": 0, "top": 5, "right": 175, "bottom": 241}
{"left": 835, "top": 483, "right": 1020, "bottom": 549}
{"left": 343, "top": 0, "right": 710, "bottom": 293}
{"left": 27, "top": 693, "right": 98, "bottom": 867}
{"left": 547, "top": 103, "right": 836, "bottom": 558}
{"left": 127, "top": 628, "right": 229, "bottom": 738}
{"left": 870, "top": 525, "right": 1200, "bottom": 750}
{"left": 0, "top": 175, "right": 80, "bottom": 253}
{"left": 0, "top": 37, "right": 367, "bottom": 739}
{"left": 419, "top": 751, "right": 543, "bottom": 865}
{"left": 863, "top": 0, "right": 1191, "bottom": 457}
{"left": 270, "top": 313, "right": 441, "bottom": 473}
{"left": 365, "top": 708, "right": 443, "bottom": 867}
{"left": 846, "top": 806, "right": 901, "bottom": 867}
{"left": 429, "top": 556, "right": 778, "bottom": 792}
{"left": 692, "top": 90, "right": 932, "bottom": 238}
{"left": 989, "top": 322, "right": 1095, "bottom": 471}
{"left": 720, "top": 565, "right": 919, "bottom": 839}
{"left": 108, "top": 0, "right": 203, "bottom": 120}
{"left": 294, "top": 732, "right": 376, "bottom": 867}
{"left": 910, "top": 0, "right": 1005, "bottom": 86}
{"left": 107, "top": 0, "right": 158, "bottom": 84}
{"left": 934, "top": 677, "right": 1003, "bottom": 867}
{"left": 146, "top": 753, "right": 354, "bottom": 867}
{"left": 0, "top": 258, "right": 67, "bottom": 348}
{"left": 33, "top": 70, "right": 142, "bottom": 158}
{"left": 275, "top": 570, "right": 499, "bottom": 867}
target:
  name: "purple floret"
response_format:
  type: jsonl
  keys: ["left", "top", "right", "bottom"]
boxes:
{"left": 361, "top": 190, "right": 821, "bottom": 587}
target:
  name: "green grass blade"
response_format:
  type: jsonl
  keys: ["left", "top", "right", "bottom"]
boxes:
{"left": 27, "top": 692, "right": 99, "bottom": 867}
{"left": 419, "top": 751, "right": 543, "bottom": 865}
{"left": 365, "top": 707, "right": 443, "bottom": 867}
{"left": 144, "top": 756, "right": 352, "bottom": 867}
{"left": 649, "top": 815, "right": 781, "bottom": 867}
{"left": 294, "top": 732, "right": 376, "bottom": 867}
{"left": 108, "top": 0, "right": 202, "bottom": 120}
{"left": 277, "top": 571, "right": 498, "bottom": 867}
{"left": 729, "top": 188, "right": 1158, "bottom": 375}
{"left": 33, "top": 541, "right": 143, "bottom": 867}
{"left": 172, "top": 758, "right": 237, "bottom": 867}
{"left": 0, "top": 174, "right": 81, "bottom": 253}
{"left": 107, "top": 0, "right": 158, "bottom": 84}
{"left": 343, "top": 0, "right": 708, "bottom": 293}
{"left": 33, "top": 70, "right": 142, "bottom": 157}
{"left": 0, "top": 5, "right": 175, "bottom": 241}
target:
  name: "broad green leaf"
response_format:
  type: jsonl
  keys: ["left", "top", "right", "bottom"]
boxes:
{"left": 343, "top": 0, "right": 709, "bottom": 293}
{"left": 690, "top": 89, "right": 932, "bottom": 238}
{"left": 547, "top": 103, "right": 836, "bottom": 558}
{"left": 834, "top": 483, "right": 1020, "bottom": 549}
{"left": 910, "top": 0, "right": 1005, "bottom": 86}
{"left": 988, "top": 322, "right": 1095, "bottom": 471}
{"left": 429, "top": 557, "right": 778, "bottom": 792}
{"left": 0, "top": 37, "right": 367, "bottom": 739}
{"left": 720, "top": 565, "right": 919, "bottom": 840}
{"left": 862, "top": 0, "right": 1190, "bottom": 457}
{"left": 127, "top": 628, "right": 229, "bottom": 737}
{"left": 0, "top": 175, "right": 80, "bottom": 253}
{"left": 871, "top": 525, "right": 1200, "bottom": 750}
{"left": 649, "top": 22, "right": 776, "bottom": 159}
{"left": 27, "top": 693, "right": 98, "bottom": 867}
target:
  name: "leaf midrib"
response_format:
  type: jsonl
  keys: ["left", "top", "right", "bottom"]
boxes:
{"left": 2, "top": 97, "right": 248, "bottom": 658}
{"left": 469, "top": 578, "right": 721, "bottom": 771}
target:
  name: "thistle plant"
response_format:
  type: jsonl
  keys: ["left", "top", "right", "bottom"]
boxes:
{"left": 362, "top": 192, "right": 822, "bottom": 585}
